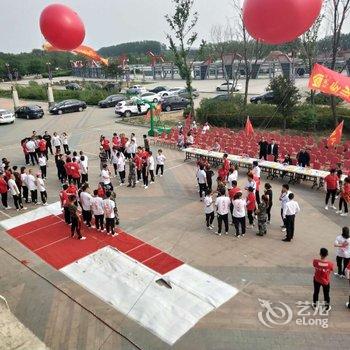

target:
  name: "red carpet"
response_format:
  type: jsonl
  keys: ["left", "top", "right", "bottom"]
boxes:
{"left": 6, "top": 213, "right": 184, "bottom": 274}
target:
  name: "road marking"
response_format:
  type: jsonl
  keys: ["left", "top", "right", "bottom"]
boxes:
{"left": 0, "top": 210, "right": 11, "bottom": 218}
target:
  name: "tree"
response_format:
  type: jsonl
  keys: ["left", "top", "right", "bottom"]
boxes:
{"left": 300, "top": 13, "right": 324, "bottom": 105}
{"left": 268, "top": 76, "right": 300, "bottom": 131}
{"left": 165, "top": 0, "right": 199, "bottom": 117}
{"left": 328, "top": 0, "right": 350, "bottom": 126}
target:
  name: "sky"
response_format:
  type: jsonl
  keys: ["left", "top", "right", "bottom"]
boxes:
{"left": 0, "top": 0, "right": 239, "bottom": 53}
{"left": 1, "top": 0, "right": 350, "bottom": 54}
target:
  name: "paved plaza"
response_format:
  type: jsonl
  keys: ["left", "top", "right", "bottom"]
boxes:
{"left": 0, "top": 98, "right": 350, "bottom": 350}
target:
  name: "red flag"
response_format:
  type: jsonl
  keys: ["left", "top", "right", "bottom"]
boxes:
{"left": 327, "top": 120, "right": 344, "bottom": 147}
{"left": 245, "top": 116, "right": 254, "bottom": 137}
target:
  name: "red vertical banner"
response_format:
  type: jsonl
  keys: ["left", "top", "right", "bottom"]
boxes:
{"left": 245, "top": 116, "right": 254, "bottom": 137}
{"left": 327, "top": 121, "right": 344, "bottom": 147}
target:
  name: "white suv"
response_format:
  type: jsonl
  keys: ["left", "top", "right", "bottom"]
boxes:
{"left": 0, "top": 109, "right": 15, "bottom": 124}
{"left": 115, "top": 100, "right": 150, "bottom": 118}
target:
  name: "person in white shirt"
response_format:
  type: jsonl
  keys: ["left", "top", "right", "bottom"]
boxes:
{"left": 279, "top": 184, "right": 291, "bottom": 232}
{"left": 79, "top": 155, "right": 88, "bottom": 184}
{"left": 36, "top": 173, "right": 47, "bottom": 205}
{"left": 62, "top": 132, "right": 69, "bottom": 154}
{"left": 185, "top": 133, "right": 194, "bottom": 148}
{"left": 148, "top": 151, "right": 155, "bottom": 183}
{"left": 252, "top": 161, "right": 261, "bottom": 179}
{"left": 26, "top": 169, "right": 37, "bottom": 203}
{"left": 244, "top": 173, "right": 256, "bottom": 193}
{"left": 204, "top": 190, "right": 214, "bottom": 230}
{"left": 52, "top": 132, "right": 61, "bottom": 153}
{"left": 227, "top": 166, "right": 238, "bottom": 190}
{"left": 8, "top": 174, "right": 26, "bottom": 211}
{"left": 80, "top": 184, "right": 93, "bottom": 227}
{"left": 111, "top": 148, "right": 119, "bottom": 177}
{"left": 79, "top": 151, "right": 88, "bottom": 169}
{"left": 20, "top": 167, "right": 29, "bottom": 203}
{"left": 26, "top": 138, "right": 38, "bottom": 165}
{"left": 197, "top": 165, "right": 207, "bottom": 200}
{"left": 232, "top": 192, "right": 246, "bottom": 237}
{"left": 211, "top": 140, "right": 221, "bottom": 152}
{"left": 282, "top": 193, "right": 300, "bottom": 242}
{"left": 215, "top": 188, "right": 231, "bottom": 236}
{"left": 334, "top": 227, "right": 350, "bottom": 277}
{"left": 91, "top": 189, "right": 105, "bottom": 231}
{"left": 100, "top": 164, "right": 113, "bottom": 190}
{"left": 38, "top": 153, "right": 47, "bottom": 179}
{"left": 202, "top": 122, "right": 210, "bottom": 134}
{"left": 126, "top": 139, "right": 137, "bottom": 159}
{"left": 103, "top": 191, "right": 117, "bottom": 236}
{"left": 156, "top": 149, "right": 166, "bottom": 176}
{"left": 116, "top": 152, "right": 126, "bottom": 185}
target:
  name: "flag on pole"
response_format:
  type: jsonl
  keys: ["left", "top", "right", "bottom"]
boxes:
{"left": 327, "top": 120, "right": 344, "bottom": 148}
{"left": 245, "top": 116, "right": 254, "bottom": 137}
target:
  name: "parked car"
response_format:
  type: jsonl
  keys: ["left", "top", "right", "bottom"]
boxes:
{"left": 115, "top": 100, "right": 150, "bottom": 118}
{"left": 15, "top": 105, "right": 44, "bottom": 119}
{"left": 49, "top": 100, "right": 87, "bottom": 115}
{"left": 250, "top": 91, "right": 275, "bottom": 104}
{"left": 212, "top": 94, "right": 232, "bottom": 101}
{"left": 98, "top": 95, "right": 125, "bottom": 108}
{"left": 178, "top": 88, "right": 199, "bottom": 99}
{"left": 139, "top": 92, "right": 160, "bottom": 103}
{"left": 158, "top": 87, "right": 183, "bottom": 99}
{"left": 104, "top": 82, "right": 121, "bottom": 92}
{"left": 149, "top": 86, "right": 168, "bottom": 94}
{"left": 0, "top": 109, "right": 15, "bottom": 124}
{"left": 65, "top": 83, "right": 82, "bottom": 90}
{"left": 126, "top": 85, "right": 147, "bottom": 94}
{"left": 161, "top": 96, "right": 190, "bottom": 112}
{"left": 216, "top": 81, "right": 242, "bottom": 92}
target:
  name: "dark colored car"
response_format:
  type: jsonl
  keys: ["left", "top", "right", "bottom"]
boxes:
{"left": 49, "top": 100, "right": 87, "bottom": 115}
{"left": 65, "top": 83, "right": 82, "bottom": 90}
{"left": 250, "top": 91, "right": 275, "bottom": 104}
{"left": 104, "top": 82, "right": 121, "bottom": 92}
{"left": 212, "top": 94, "right": 232, "bottom": 101}
{"left": 98, "top": 95, "right": 125, "bottom": 108}
{"left": 178, "top": 88, "right": 199, "bottom": 99}
{"left": 15, "top": 105, "right": 44, "bottom": 119}
{"left": 161, "top": 96, "right": 190, "bottom": 112}
{"left": 149, "top": 86, "right": 167, "bottom": 94}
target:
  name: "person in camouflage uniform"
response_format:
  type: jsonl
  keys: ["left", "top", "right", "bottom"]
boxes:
{"left": 256, "top": 195, "right": 269, "bottom": 236}
{"left": 127, "top": 158, "right": 136, "bottom": 188}
{"left": 99, "top": 146, "right": 108, "bottom": 170}
{"left": 110, "top": 191, "right": 120, "bottom": 226}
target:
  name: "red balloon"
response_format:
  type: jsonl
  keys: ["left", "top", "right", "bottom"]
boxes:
{"left": 40, "top": 4, "right": 85, "bottom": 51}
{"left": 243, "top": 0, "right": 323, "bottom": 45}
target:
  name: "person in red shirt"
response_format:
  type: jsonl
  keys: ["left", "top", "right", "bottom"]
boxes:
{"left": 101, "top": 136, "right": 111, "bottom": 159}
{"left": 134, "top": 153, "right": 142, "bottom": 183}
{"left": 37, "top": 136, "right": 47, "bottom": 159}
{"left": 59, "top": 184, "right": 70, "bottom": 224}
{"left": 97, "top": 183, "right": 106, "bottom": 198}
{"left": 338, "top": 177, "right": 350, "bottom": 216}
{"left": 0, "top": 174, "right": 9, "bottom": 209}
{"left": 313, "top": 248, "right": 334, "bottom": 310}
{"left": 246, "top": 187, "right": 256, "bottom": 227}
{"left": 324, "top": 168, "right": 339, "bottom": 210}
{"left": 21, "top": 138, "right": 30, "bottom": 165}
{"left": 70, "top": 158, "right": 81, "bottom": 189}
{"left": 64, "top": 157, "right": 73, "bottom": 182}
{"left": 222, "top": 154, "right": 230, "bottom": 180}
{"left": 112, "top": 133, "right": 120, "bottom": 149}
{"left": 120, "top": 134, "right": 127, "bottom": 153}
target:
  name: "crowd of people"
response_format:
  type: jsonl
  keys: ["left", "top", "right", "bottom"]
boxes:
{"left": 1, "top": 130, "right": 167, "bottom": 240}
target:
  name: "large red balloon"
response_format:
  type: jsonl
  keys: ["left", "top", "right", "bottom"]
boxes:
{"left": 40, "top": 4, "right": 85, "bottom": 51}
{"left": 243, "top": 0, "right": 323, "bottom": 45}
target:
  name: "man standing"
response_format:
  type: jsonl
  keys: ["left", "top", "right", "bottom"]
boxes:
{"left": 8, "top": 174, "right": 26, "bottom": 211}
{"left": 26, "top": 138, "right": 38, "bottom": 165}
{"left": 297, "top": 148, "right": 310, "bottom": 167}
{"left": 38, "top": 136, "right": 47, "bottom": 160}
{"left": 143, "top": 134, "right": 150, "bottom": 153}
{"left": 197, "top": 165, "right": 207, "bottom": 201}
{"left": 282, "top": 193, "right": 300, "bottom": 242}
{"left": 43, "top": 131, "right": 53, "bottom": 155}
{"left": 103, "top": 191, "right": 118, "bottom": 237}
{"left": 313, "top": 248, "right": 333, "bottom": 311}
{"left": 101, "top": 164, "right": 113, "bottom": 191}
{"left": 80, "top": 184, "right": 93, "bottom": 228}
{"left": 215, "top": 188, "right": 230, "bottom": 236}
{"left": 324, "top": 169, "right": 338, "bottom": 210}
{"left": 268, "top": 139, "right": 279, "bottom": 162}
{"left": 258, "top": 137, "right": 269, "bottom": 160}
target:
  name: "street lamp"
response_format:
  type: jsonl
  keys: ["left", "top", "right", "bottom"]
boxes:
{"left": 5, "top": 63, "right": 19, "bottom": 110}
{"left": 5, "top": 63, "right": 12, "bottom": 83}
{"left": 46, "top": 62, "right": 52, "bottom": 82}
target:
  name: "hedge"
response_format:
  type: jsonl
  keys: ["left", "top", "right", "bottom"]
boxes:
{"left": 196, "top": 98, "right": 350, "bottom": 133}
{"left": 0, "top": 82, "right": 123, "bottom": 106}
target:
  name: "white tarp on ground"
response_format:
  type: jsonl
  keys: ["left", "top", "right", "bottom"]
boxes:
{"left": 61, "top": 246, "right": 238, "bottom": 345}
{"left": 0, "top": 201, "right": 62, "bottom": 231}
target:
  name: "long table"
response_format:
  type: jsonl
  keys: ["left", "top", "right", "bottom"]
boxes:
{"left": 183, "top": 147, "right": 344, "bottom": 188}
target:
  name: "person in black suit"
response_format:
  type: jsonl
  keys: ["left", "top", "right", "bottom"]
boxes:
{"left": 297, "top": 148, "right": 310, "bottom": 167}
{"left": 258, "top": 137, "right": 269, "bottom": 160}
{"left": 268, "top": 139, "right": 279, "bottom": 162}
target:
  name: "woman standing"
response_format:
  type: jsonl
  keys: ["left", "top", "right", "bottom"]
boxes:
{"left": 337, "top": 177, "right": 350, "bottom": 217}
{"left": 204, "top": 190, "right": 214, "bottom": 230}
{"left": 68, "top": 195, "right": 86, "bottom": 240}
{"left": 52, "top": 132, "right": 61, "bottom": 154}
{"left": 334, "top": 226, "right": 350, "bottom": 277}
{"left": 232, "top": 192, "right": 246, "bottom": 238}
{"left": 0, "top": 174, "right": 9, "bottom": 209}
{"left": 62, "top": 132, "right": 69, "bottom": 154}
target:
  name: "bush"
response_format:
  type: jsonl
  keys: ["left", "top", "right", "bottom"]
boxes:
{"left": 196, "top": 97, "right": 350, "bottom": 132}
{"left": 306, "top": 92, "right": 343, "bottom": 106}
